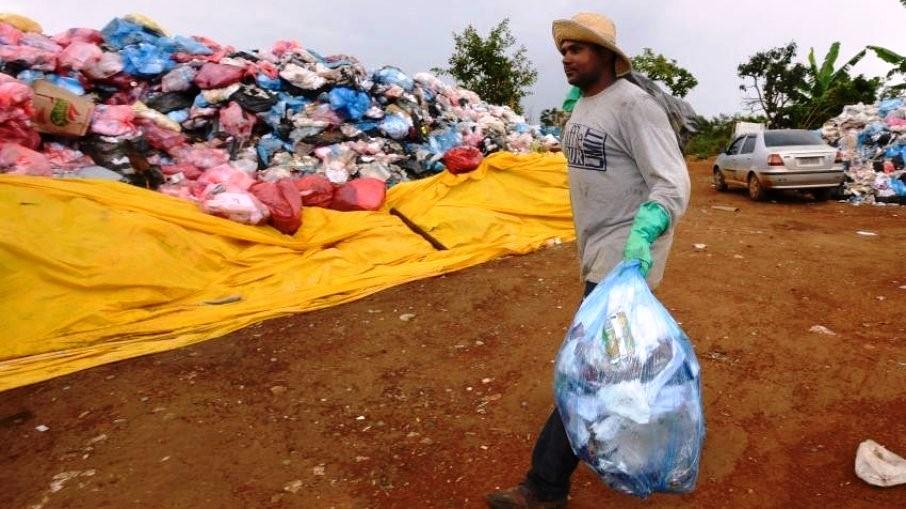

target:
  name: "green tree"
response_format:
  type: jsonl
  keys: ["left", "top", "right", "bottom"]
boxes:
{"left": 739, "top": 42, "right": 883, "bottom": 129}
{"left": 794, "top": 74, "right": 882, "bottom": 128}
{"left": 433, "top": 19, "right": 538, "bottom": 114}
{"left": 539, "top": 108, "right": 558, "bottom": 126}
{"left": 866, "top": 45, "right": 906, "bottom": 94}
{"left": 685, "top": 114, "right": 767, "bottom": 159}
{"left": 793, "top": 43, "right": 880, "bottom": 127}
{"left": 539, "top": 107, "right": 569, "bottom": 129}
{"left": 803, "top": 43, "right": 867, "bottom": 99}
{"left": 630, "top": 48, "right": 698, "bottom": 97}
{"left": 737, "top": 42, "right": 809, "bottom": 127}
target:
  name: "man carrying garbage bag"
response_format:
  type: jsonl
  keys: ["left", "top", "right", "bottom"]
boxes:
{"left": 486, "top": 12, "right": 691, "bottom": 508}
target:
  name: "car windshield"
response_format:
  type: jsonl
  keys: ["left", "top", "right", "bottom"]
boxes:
{"left": 764, "top": 131, "right": 823, "bottom": 147}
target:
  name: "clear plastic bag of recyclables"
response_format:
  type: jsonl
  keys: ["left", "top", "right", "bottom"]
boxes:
{"left": 554, "top": 260, "right": 705, "bottom": 498}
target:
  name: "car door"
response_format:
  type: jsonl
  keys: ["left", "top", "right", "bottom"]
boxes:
{"left": 721, "top": 136, "right": 746, "bottom": 182}
{"left": 734, "top": 135, "right": 757, "bottom": 181}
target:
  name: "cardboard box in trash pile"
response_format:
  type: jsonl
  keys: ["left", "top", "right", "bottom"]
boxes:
{"left": 30, "top": 80, "right": 95, "bottom": 136}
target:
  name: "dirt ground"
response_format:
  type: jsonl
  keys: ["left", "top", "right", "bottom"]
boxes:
{"left": 2, "top": 159, "right": 905, "bottom": 508}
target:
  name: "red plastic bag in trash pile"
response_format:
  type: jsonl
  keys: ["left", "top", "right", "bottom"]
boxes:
{"left": 443, "top": 146, "right": 483, "bottom": 174}
{"left": 219, "top": 101, "right": 256, "bottom": 141}
{"left": 0, "top": 78, "right": 40, "bottom": 148}
{"left": 330, "top": 177, "right": 386, "bottom": 211}
{"left": 0, "top": 143, "right": 51, "bottom": 176}
{"left": 194, "top": 62, "right": 245, "bottom": 90}
{"left": 0, "top": 79, "right": 34, "bottom": 122}
{"left": 293, "top": 174, "right": 335, "bottom": 208}
{"left": 250, "top": 179, "right": 303, "bottom": 235}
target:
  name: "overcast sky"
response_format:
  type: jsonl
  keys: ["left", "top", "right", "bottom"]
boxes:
{"left": 7, "top": 0, "right": 906, "bottom": 121}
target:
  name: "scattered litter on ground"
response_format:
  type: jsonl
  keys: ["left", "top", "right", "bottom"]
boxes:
{"left": 809, "top": 325, "right": 837, "bottom": 336}
{"left": 855, "top": 440, "right": 906, "bottom": 487}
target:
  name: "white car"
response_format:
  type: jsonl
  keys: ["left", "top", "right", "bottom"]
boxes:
{"left": 713, "top": 129, "right": 845, "bottom": 201}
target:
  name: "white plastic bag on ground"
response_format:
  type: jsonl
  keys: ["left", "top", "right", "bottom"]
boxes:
{"left": 855, "top": 440, "right": 906, "bottom": 487}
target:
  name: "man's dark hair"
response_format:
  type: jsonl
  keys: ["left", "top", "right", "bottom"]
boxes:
{"left": 592, "top": 45, "right": 616, "bottom": 75}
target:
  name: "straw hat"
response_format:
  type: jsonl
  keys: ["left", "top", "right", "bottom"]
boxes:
{"left": 552, "top": 13, "right": 632, "bottom": 77}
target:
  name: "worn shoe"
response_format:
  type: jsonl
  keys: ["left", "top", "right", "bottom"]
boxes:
{"left": 485, "top": 484, "right": 567, "bottom": 508}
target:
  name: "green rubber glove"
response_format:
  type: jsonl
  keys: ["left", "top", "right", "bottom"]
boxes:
{"left": 623, "top": 201, "right": 671, "bottom": 277}
{"left": 562, "top": 86, "right": 581, "bottom": 112}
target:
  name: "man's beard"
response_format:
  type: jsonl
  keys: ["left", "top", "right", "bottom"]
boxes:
{"left": 567, "top": 71, "right": 597, "bottom": 90}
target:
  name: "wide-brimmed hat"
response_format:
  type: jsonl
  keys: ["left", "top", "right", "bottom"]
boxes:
{"left": 552, "top": 12, "right": 632, "bottom": 77}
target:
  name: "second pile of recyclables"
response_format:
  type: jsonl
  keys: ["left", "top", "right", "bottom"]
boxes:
{"left": 821, "top": 95, "right": 906, "bottom": 205}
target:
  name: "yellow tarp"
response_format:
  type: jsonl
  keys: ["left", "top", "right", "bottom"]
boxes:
{"left": 0, "top": 152, "right": 574, "bottom": 391}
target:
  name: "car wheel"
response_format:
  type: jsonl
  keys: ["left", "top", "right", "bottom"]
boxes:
{"left": 713, "top": 167, "right": 728, "bottom": 192}
{"left": 812, "top": 188, "right": 832, "bottom": 201}
{"left": 747, "top": 174, "right": 767, "bottom": 201}
{"left": 830, "top": 183, "right": 846, "bottom": 200}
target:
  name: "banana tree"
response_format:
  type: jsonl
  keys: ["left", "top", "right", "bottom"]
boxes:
{"left": 866, "top": 45, "right": 906, "bottom": 93}
{"left": 806, "top": 42, "right": 867, "bottom": 98}
{"left": 797, "top": 42, "right": 870, "bottom": 127}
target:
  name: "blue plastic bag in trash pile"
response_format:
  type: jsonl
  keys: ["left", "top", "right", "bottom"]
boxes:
{"left": 554, "top": 260, "right": 705, "bottom": 498}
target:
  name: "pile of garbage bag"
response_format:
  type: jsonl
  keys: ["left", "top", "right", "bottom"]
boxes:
{"left": 559, "top": 73, "right": 698, "bottom": 152}
{"left": 554, "top": 261, "right": 705, "bottom": 498}
{"left": 821, "top": 95, "right": 906, "bottom": 204}
{"left": 0, "top": 14, "right": 559, "bottom": 233}
{"left": 625, "top": 72, "right": 698, "bottom": 151}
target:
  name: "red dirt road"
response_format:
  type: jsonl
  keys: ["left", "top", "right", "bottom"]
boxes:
{"left": 2, "top": 160, "right": 905, "bottom": 508}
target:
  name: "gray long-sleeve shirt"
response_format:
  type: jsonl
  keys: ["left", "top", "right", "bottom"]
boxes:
{"left": 562, "top": 78, "right": 691, "bottom": 288}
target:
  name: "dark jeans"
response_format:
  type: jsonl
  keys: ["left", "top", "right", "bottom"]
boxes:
{"left": 524, "top": 281, "right": 597, "bottom": 500}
